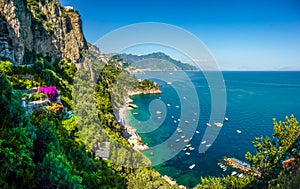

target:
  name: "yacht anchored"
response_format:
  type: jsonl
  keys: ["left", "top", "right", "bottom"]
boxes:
{"left": 189, "top": 164, "right": 196, "bottom": 169}
{"left": 214, "top": 122, "right": 223, "bottom": 127}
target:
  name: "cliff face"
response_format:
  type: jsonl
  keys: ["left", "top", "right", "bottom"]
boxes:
{"left": 0, "top": 0, "right": 87, "bottom": 64}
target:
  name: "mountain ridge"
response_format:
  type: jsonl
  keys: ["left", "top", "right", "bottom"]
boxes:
{"left": 116, "top": 52, "right": 198, "bottom": 72}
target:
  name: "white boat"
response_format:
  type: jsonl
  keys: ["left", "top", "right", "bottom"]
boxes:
{"left": 183, "top": 148, "right": 187, "bottom": 151}
{"left": 169, "top": 72, "right": 173, "bottom": 75}
{"left": 177, "top": 129, "right": 183, "bottom": 133}
{"left": 175, "top": 105, "right": 180, "bottom": 108}
{"left": 189, "top": 147, "right": 195, "bottom": 150}
{"left": 189, "top": 164, "right": 196, "bottom": 169}
{"left": 214, "top": 122, "right": 223, "bottom": 127}
{"left": 174, "top": 120, "right": 177, "bottom": 123}
{"left": 231, "top": 171, "right": 237, "bottom": 176}
{"left": 156, "top": 111, "right": 162, "bottom": 114}
{"left": 176, "top": 139, "right": 180, "bottom": 142}
{"left": 205, "top": 144, "right": 212, "bottom": 147}
{"left": 167, "top": 104, "right": 171, "bottom": 107}
{"left": 238, "top": 173, "right": 244, "bottom": 178}
{"left": 185, "top": 152, "right": 190, "bottom": 155}
{"left": 206, "top": 123, "right": 212, "bottom": 127}
{"left": 178, "top": 119, "right": 181, "bottom": 122}
{"left": 167, "top": 82, "right": 172, "bottom": 85}
{"left": 184, "top": 139, "right": 189, "bottom": 142}
{"left": 171, "top": 116, "right": 174, "bottom": 119}
{"left": 157, "top": 116, "right": 161, "bottom": 119}
{"left": 133, "top": 112, "right": 138, "bottom": 115}
{"left": 186, "top": 144, "right": 191, "bottom": 147}
{"left": 185, "top": 121, "right": 189, "bottom": 124}
{"left": 181, "top": 135, "right": 185, "bottom": 138}
{"left": 217, "top": 163, "right": 227, "bottom": 171}
{"left": 195, "top": 131, "right": 200, "bottom": 134}
{"left": 236, "top": 130, "right": 242, "bottom": 134}
{"left": 201, "top": 141, "right": 207, "bottom": 144}
{"left": 224, "top": 117, "right": 229, "bottom": 121}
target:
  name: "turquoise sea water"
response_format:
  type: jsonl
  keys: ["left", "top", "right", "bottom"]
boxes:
{"left": 128, "top": 71, "right": 300, "bottom": 188}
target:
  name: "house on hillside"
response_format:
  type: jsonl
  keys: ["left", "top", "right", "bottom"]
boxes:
{"left": 93, "top": 141, "right": 111, "bottom": 160}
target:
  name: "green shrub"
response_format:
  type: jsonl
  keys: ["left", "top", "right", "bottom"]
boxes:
{"left": 0, "top": 61, "right": 13, "bottom": 75}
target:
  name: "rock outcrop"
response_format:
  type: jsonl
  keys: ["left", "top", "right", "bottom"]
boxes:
{"left": 0, "top": 0, "right": 87, "bottom": 64}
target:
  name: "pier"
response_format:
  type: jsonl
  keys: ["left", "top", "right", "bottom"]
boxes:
{"left": 224, "top": 157, "right": 261, "bottom": 178}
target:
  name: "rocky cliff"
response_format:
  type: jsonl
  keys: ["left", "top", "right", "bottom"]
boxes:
{"left": 0, "top": 0, "right": 87, "bottom": 64}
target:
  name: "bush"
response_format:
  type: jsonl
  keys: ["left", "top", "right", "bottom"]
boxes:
{"left": 29, "top": 92, "right": 46, "bottom": 101}
{"left": 38, "top": 86, "right": 59, "bottom": 102}
{"left": 0, "top": 61, "right": 13, "bottom": 75}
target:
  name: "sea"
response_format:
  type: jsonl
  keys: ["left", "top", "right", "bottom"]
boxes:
{"left": 127, "top": 71, "right": 300, "bottom": 188}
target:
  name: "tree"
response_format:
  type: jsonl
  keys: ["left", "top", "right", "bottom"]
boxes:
{"left": 0, "top": 61, "right": 13, "bottom": 75}
{"left": 194, "top": 116, "right": 299, "bottom": 189}
{"left": 0, "top": 74, "right": 36, "bottom": 188}
{"left": 32, "top": 58, "right": 45, "bottom": 73}
{"left": 37, "top": 149, "right": 83, "bottom": 188}
{"left": 245, "top": 115, "right": 300, "bottom": 186}
{"left": 126, "top": 167, "right": 178, "bottom": 189}
{"left": 0, "top": 128, "right": 36, "bottom": 188}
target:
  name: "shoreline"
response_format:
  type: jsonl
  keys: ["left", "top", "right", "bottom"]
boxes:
{"left": 117, "top": 88, "right": 161, "bottom": 152}
{"left": 118, "top": 89, "right": 186, "bottom": 189}
{"left": 128, "top": 88, "right": 162, "bottom": 96}
{"left": 118, "top": 97, "right": 149, "bottom": 152}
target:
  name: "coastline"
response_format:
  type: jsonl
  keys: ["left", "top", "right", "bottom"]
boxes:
{"left": 118, "top": 97, "right": 149, "bottom": 152}
{"left": 117, "top": 88, "right": 161, "bottom": 152}
{"left": 118, "top": 90, "right": 186, "bottom": 189}
{"left": 128, "top": 88, "right": 162, "bottom": 96}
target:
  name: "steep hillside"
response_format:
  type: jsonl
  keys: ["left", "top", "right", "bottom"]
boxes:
{"left": 0, "top": 0, "right": 87, "bottom": 64}
{"left": 0, "top": 1, "right": 181, "bottom": 188}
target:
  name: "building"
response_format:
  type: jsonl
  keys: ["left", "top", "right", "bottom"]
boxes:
{"left": 93, "top": 142, "right": 111, "bottom": 159}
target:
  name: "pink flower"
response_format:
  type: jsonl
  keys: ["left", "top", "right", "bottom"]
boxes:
{"left": 38, "top": 86, "right": 59, "bottom": 102}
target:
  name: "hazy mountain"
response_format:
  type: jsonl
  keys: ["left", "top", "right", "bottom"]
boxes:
{"left": 116, "top": 52, "right": 198, "bottom": 71}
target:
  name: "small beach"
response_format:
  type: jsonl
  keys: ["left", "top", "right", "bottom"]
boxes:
{"left": 118, "top": 98, "right": 149, "bottom": 152}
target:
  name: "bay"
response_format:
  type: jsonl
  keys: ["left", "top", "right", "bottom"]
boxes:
{"left": 128, "top": 71, "right": 300, "bottom": 188}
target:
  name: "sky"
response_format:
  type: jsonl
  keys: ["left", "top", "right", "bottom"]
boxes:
{"left": 59, "top": 0, "right": 300, "bottom": 70}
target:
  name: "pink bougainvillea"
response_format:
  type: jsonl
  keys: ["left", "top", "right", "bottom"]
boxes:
{"left": 38, "top": 86, "right": 59, "bottom": 102}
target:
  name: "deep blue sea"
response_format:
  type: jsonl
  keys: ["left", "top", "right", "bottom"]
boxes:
{"left": 128, "top": 71, "right": 300, "bottom": 188}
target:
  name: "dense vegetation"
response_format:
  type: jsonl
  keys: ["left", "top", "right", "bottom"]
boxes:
{"left": 0, "top": 59, "right": 127, "bottom": 188}
{"left": 0, "top": 52, "right": 174, "bottom": 188}
{"left": 1, "top": 49, "right": 300, "bottom": 188}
